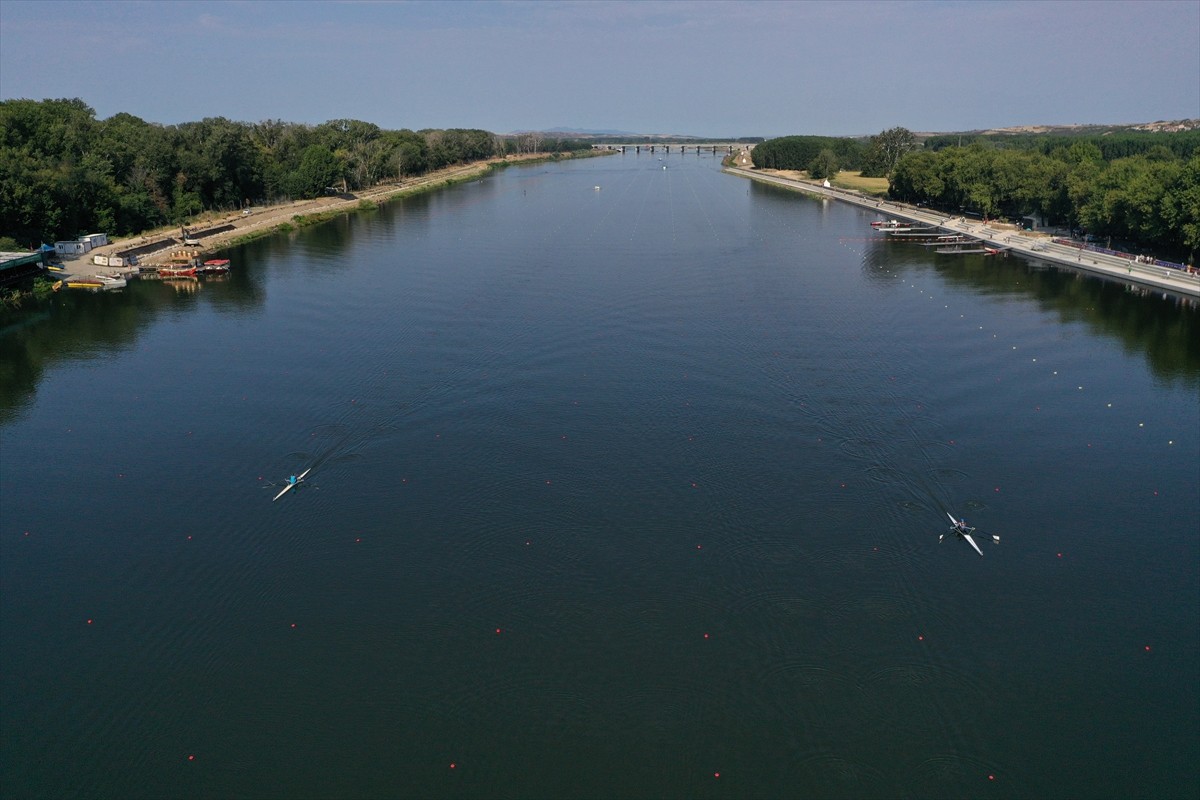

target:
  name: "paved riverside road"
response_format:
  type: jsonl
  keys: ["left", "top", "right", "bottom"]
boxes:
{"left": 725, "top": 166, "right": 1199, "bottom": 299}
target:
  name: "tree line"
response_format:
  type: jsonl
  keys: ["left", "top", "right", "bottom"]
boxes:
{"left": 0, "top": 98, "right": 593, "bottom": 246}
{"left": 749, "top": 128, "right": 918, "bottom": 179}
{"left": 752, "top": 126, "right": 1199, "bottom": 262}
{"left": 889, "top": 140, "right": 1199, "bottom": 261}
{"left": 922, "top": 130, "right": 1200, "bottom": 162}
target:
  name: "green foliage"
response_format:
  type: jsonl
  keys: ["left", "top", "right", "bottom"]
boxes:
{"left": 0, "top": 277, "right": 56, "bottom": 310}
{"left": 752, "top": 136, "right": 866, "bottom": 171}
{"left": 808, "top": 149, "right": 839, "bottom": 180}
{"left": 888, "top": 143, "right": 1200, "bottom": 260}
{"left": 392, "top": 136, "right": 429, "bottom": 179}
{"left": 860, "top": 127, "right": 917, "bottom": 177}
{"left": 287, "top": 145, "right": 342, "bottom": 199}
{"left": 0, "top": 99, "right": 552, "bottom": 244}
{"left": 536, "top": 138, "right": 594, "bottom": 154}
{"left": 31, "top": 277, "right": 56, "bottom": 300}
{"left": 924, "top": 130, "right": 1200, "bottom": 161}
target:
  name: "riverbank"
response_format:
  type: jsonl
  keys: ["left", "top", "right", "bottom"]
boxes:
{"left": 724, "top": 166, "right": 1200, "bottom": 299}
{"left": 66, "top": 150, "right": 610, "bottom": 272}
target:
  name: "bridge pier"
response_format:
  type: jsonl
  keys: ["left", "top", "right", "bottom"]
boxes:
{"left": 600, "top": 143, "right": 742, "bottom": 155}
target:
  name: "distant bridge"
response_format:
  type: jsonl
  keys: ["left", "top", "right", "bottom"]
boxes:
{"left": 592, "top": 142, "right": 755, "bottom": 154}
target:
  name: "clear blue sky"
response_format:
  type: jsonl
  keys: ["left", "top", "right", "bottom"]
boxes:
{"left": 2, "top": 0, "right": 1197, "bottom": 136}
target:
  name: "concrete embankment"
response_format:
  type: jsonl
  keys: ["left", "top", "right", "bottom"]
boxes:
{"left": 724, "top": 166, "right": 1199, "bottom": 299}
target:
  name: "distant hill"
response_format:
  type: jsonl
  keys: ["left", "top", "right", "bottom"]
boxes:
{"left": 531, "top": 127, "right": 644, "bottom": 137}
{"left": 918, "top": 118, "right": 1200, "bottom": 138}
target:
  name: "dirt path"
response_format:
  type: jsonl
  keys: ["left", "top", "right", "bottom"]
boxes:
{"left": 78, "top": 153, "right": 565, "bottom": 269}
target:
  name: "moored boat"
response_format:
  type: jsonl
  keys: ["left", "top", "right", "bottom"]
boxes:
{"left": 198, "top": 259, "right": 231, "bottom": 274}
{"left": 94, "top": 274, "right": 127, "bottom": 289}
{"left": 871, "top": 219, "right": 938, "bottom": 234}
{"left": 160, "top": 249, "right": 202, "bottom": 273}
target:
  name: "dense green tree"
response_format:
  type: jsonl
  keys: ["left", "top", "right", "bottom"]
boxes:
{"left": 287, "top": 145, "right": 343, "bottom": 199}
{"left": 886, "top": 136, "right": 1197, "bottom": 260}
{"left": 751, "top": 135, "right": 865, "bottom": 172}
{"left": 924, "top": 130, "right": 1200, "bottom": 161}
{"left": 1161, "top": 156, "right": 1200, "bottom": 261}
{"left": 0, "top": 98, "right": 614, "bottom": 243}
{"left": 860, "top": 127, "right": 917, "bottom": 177}
{"left": 390, "top": 132, "right": 429, "bottom": 179}
{"left": 808, "top": 149, "right": 839, "bottom": 180}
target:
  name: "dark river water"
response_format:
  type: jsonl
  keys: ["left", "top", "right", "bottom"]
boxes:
{"left": 2, "top": 154, "right": 1198, "bottom": 799}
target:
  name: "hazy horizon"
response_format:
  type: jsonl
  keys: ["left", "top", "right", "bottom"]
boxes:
{"left": 2, "top": 0, "right": 1197, "bottom": 138}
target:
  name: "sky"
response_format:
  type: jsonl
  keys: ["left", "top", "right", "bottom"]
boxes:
{"left": 2, "top": 0, "right": 1197, "bottom": 137}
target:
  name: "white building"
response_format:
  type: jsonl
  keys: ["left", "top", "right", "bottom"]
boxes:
{"left": 55, "top": 240, "right": 91, "bottom": 256}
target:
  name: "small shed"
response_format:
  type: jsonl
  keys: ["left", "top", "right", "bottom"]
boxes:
{"left": 55, "top": 240, "right": 90, "bottom": 256}
{"left": 82, "top": 233, "right": 108, "bottom": 248}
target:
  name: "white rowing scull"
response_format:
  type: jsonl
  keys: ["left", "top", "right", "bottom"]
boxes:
{"left": 273, "top": 467, "right": 312, "bottom": 501}
{"left": 946, "top": 512, "right": 983, "bottom": 557}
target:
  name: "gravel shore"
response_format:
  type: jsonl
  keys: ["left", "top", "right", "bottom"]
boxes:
{"left": 72, "top": 153, "right": 574, "bottom": 271}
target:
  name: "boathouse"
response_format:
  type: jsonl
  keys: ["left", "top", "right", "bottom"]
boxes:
{"left": 0, "top": 251, "right": 47, "bottom": 287}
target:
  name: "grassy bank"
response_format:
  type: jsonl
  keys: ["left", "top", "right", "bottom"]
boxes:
{"left": 830, "top": 171, "right": 890, "bottom": 197}
{"left": 757, "top": 168, "right": 891, "bottom": 199}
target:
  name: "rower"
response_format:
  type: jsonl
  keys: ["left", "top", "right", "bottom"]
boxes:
{"left": 289, "top": 474, "right": 298, "bottom": 486}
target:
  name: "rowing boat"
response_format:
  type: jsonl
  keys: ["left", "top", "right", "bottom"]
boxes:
{"left": 273, "top": 467, "right": 311, "bottom": 501}
{"left": 946, "top": 512, "right": 983, "bottom": 556}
